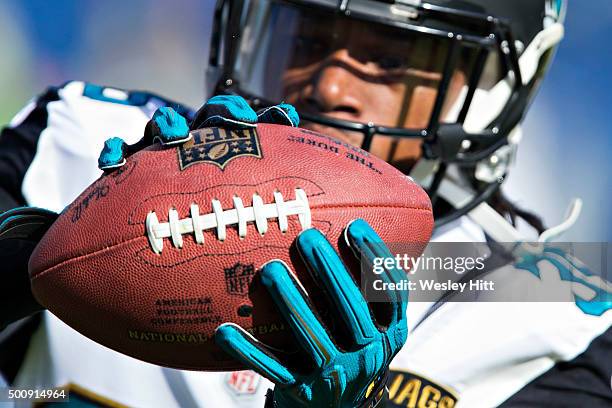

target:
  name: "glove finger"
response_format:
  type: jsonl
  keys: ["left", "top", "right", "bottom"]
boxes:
{"left": 99, "top": 107, "right": 191, "bottom": 171}
{"left": 296, "top": 229, "right": 377, "bottom": 346}
{"left": 143, "top": 107, "right": 191, "bottom": 146}
{"left": 261, "top": 260, "right": 339, "bottom": 367}
{"left": 0, "top": 207, "right": 58, "bottom": 241}
{"left": 257, "top": 104, "right": 299, "bottom": 127}
{"left": 98, "top": 137, "right": 128, "bottom": 170}
{"left": 190, "top": 95, "right": 257, "bottom": 130}
{"left": 345, "top": 219, "right": 408, "bottom": 325}
{"left": 215, "top": 323, "right": 296, "bottom": 386}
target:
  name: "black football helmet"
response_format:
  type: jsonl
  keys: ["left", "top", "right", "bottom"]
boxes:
{"left": 206, "top": 0, "right": 566, "bottom": 227}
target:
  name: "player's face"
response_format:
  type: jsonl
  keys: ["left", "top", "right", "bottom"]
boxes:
{"left": 278, "top": 14, "right": 469, "bottom": 173}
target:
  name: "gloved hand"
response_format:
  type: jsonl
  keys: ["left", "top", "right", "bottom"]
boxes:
{"left": 0, "top": 207, "right": 57, "bottom": 329}
{"left": 97, "top": 95, "right": 408, "bottom": 407}
{"left": 98, "top": 94, "right": 298, "bottom": 170}
{"left": 215, "top": 220, "right": 408, "bottom": 408}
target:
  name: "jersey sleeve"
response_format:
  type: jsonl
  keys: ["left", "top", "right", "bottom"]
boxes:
{"left": 0, "top": 87, "right": 59, "bottom": 211}
{"left": 0, "top": 81, "right": 194, "bottom": 212}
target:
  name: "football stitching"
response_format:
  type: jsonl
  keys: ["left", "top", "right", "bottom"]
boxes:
{"left": 127, "top": 176, "right": 327, "bottom": 226}
{"left": 146, "top": 189, "right": 311, "bottom": 254}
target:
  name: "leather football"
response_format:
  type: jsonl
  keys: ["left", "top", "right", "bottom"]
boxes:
{"left": 29, "top": 124, "right": 433, "bottom": 370}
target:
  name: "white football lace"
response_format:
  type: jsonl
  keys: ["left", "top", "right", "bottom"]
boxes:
{"left": 145, "top": 188, "right": 311, "bottom": 254}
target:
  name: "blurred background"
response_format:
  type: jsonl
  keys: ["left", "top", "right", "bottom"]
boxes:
{"left": 0, "top": 0, "right": 610, "bottom": 241}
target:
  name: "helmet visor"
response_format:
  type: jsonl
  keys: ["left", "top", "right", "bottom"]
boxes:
{"left": 230, "top": 1, "right": 493, "bottom": 169}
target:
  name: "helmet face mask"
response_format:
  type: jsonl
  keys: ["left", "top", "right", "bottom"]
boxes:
{"left": 208, "top": 0, "right": 566, "bottom": 227}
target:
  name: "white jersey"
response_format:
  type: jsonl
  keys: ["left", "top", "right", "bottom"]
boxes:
{"left": 2, "top": 82, "right": 610, "bottom": 408}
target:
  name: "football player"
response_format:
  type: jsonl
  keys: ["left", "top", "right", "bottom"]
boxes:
{"left": 0, "top": 0, "right": 610, "bottom": 407}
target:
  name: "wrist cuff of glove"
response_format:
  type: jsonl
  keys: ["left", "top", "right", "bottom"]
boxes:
{"left": 359, "top": 369, "right": 389, "bottom": 408}
{"left": 263, "top": 370, "right": 389, "bottom": 408}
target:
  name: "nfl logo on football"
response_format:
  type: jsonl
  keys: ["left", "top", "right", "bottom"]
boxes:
{"left": 224, "top": 263, "right": 256, "bottom": 296}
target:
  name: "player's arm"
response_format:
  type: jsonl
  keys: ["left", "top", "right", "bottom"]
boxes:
{"left": 0, "top": 86, "right": 63, "bottom": 329}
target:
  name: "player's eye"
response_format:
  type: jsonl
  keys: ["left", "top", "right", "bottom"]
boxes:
{"left": 295, "top": 35, "right": 329, "bottom": 55}
{"left": 372, "top": 54, "right": 406, "bottom": 71}
{"left": 291, "top": 34, "right": 334, "bottom": 68}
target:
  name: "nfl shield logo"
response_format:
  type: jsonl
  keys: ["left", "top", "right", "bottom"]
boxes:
{"left": 225, "top": 371, "right": 261, "bottom": 397}
{"left": 177, "top": 127, "right": 262, "bottom": 170}
{"left": 224, "top": 263, "right": 256, "bottom": 296}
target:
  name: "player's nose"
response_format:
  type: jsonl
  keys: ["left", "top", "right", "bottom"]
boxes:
{"left": 307, "top": 49, "right": 363, "bottom": 117}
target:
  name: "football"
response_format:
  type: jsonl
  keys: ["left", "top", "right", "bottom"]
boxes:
{"left": 29, "top": 124, "right": 433, "bottom": 370}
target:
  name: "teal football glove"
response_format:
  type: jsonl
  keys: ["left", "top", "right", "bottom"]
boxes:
{"left": 215, "top": 219, "right": 408, "bottom": 408}
{"left": 98, "top": 95, "right": 298, "bottom": 170}
{"left": 0, "top": 207, "right": 57, "bottom": 329}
